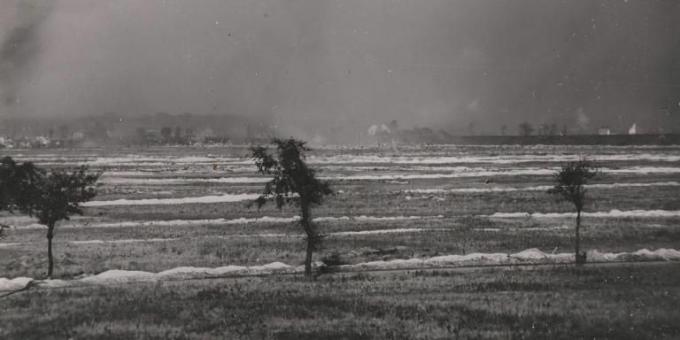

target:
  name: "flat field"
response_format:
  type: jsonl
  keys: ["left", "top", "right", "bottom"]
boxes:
{"left": 1, "top": 144, "right": 679, "bottom": 339}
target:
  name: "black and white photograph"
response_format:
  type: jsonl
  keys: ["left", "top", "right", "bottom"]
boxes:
{"left": 1, "top": 0, "right": 679, "bottom": 339}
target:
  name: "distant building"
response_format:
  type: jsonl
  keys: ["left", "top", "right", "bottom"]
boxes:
{"left": 196, "top": 128, "right": 215, "bottom": 141}
{"left": 0, "top": 136, "right": 10, "bottom": 148}
{"left": 72, "top": 131, "right": 85, "bottom": 140}
{"left": 367, "top": 124, "right": 391, "bottom": 136}
{"left": 598, "top": 127, "right": 611, "bottom": 136}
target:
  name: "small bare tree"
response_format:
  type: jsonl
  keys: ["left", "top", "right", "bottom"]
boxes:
{"left": 251, "top": 138, "right": 332, "bottom": 277}
{"left": 548, "top": 159, "right": 598, "bottom": 264}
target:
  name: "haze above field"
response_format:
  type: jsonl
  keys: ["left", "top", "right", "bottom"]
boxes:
{"left": 1, "top": 0, "right": 679, "bottom": 136}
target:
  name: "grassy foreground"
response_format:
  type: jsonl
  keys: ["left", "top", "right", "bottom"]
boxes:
{"left": 1, "top": 263, "right": 679, "bottom": 339}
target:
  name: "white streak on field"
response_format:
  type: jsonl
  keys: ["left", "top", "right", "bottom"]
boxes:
{"left": 319, "top": 170, "right": 553, "bottom": 181}
{"left": 92, "top": 216, "right": 299, "bottom": 228}
{"left": 318, "top": 167, "right": 680, "bottom": 180}
{"left": 8, "top": 209, "right": 680, "bottom": 231}
{"left": 407, "top": 187, "right": 550, "bottom": 194}
{"left": 329, "top": 228, "right": 428, "bottom": 236}
{"left": 69, "top": 238, "right": 180, "bottom": 245}
{"left": 2, "top": 248, "right": 679, "bottom": 291}
{"left": 603, "top": 167, "right": 680, "bottom": 174}
{"left": 8, "top": 215, "right": 444, "bottom": 230}
{"left": 82, "top": 193, "right": 260, "bottom": 206}
{"left": 85, "top": 156, "right": 245, "bottom": 165}
{"left": 103, "top": 177, "right": 270, "bottom": 185}
{"left": 77, "top": 262, "right": 294, "bottom": 285}
{"left": 0, "top": 277, "right": 33, "bottom": 291}
{"left": 98, "top": 166, "right": 680, "bottom": 186}
{"left": 0, "top": 216, "right": 38, "bottom": 224}
{"left": 13, "top": 152, "right": 680, "bottom": 171}
{"left": 344, "top": 248, "right": 680, "bottom": 270}
{"left": 6, "top": 217, "right": 300, "bottom": 230}
{"left": 100, "top": 177, "right": 269, "bottom": 185}
{"left": 406, "top": 181, "right": 680, "bottom": 194}
{"left": 316, "top": 215, "right": 444, "bottom": 222}
{"left": 307, "top": 154, "right": 680, "bottom": 164}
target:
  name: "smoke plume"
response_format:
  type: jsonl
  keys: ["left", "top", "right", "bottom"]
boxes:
{"left": 0, "top": 0, "right": 53, "bottom": 111}
{"left": 0, "top": 0, "right": 678, "bottom": 138}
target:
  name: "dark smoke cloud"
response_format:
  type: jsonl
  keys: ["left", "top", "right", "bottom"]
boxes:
{"left": 1, "top": 0, "right": 679, "bottom": 137}
{"left": 0, "top": 0, "right": 54, "bottom": 109}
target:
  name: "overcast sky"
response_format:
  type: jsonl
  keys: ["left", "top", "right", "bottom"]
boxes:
{"left": 1, "top": 0, "right": 679, "bottom": 134}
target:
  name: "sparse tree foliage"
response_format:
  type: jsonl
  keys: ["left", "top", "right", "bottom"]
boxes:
{"left": 251, "top": 138, "right": 332, "bottom": 277}
{"left": 0, "top": 157, "right": 43, "bottom": 214}
{"left": 32, "top": 168, "right": 100, "bottom": 278}
{"left": 548, "top": 159, "right": 598, "bottom": 264}
{"left": 0, "top": 157, "right": 100, "bottom": 278}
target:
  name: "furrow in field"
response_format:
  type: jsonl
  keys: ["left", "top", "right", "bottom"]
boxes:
{"left": 0, "top": 227, "right": 445, "bottom": 248}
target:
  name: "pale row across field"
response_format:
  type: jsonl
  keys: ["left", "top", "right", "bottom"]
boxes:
{"left": 1, "top": 145, "right": 679, "bottom": 280}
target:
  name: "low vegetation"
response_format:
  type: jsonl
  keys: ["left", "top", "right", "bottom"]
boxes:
{"left": 2, "top": 264, "right": 679, "bottom": 339}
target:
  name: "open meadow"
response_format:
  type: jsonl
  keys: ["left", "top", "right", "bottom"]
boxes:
{"left": 1, "top": 144, "right": 680, "bottom": 339}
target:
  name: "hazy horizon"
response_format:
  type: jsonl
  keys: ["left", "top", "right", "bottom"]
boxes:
{"left": 1, "top": 0, "right": 679, "bottom": 137}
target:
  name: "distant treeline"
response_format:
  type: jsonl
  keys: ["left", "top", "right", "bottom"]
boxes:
{"left": 0, "top": 113, "right": 274, "bottom": 147}
{"left": 447, "top": 134, "right": 680, "bottom": 146}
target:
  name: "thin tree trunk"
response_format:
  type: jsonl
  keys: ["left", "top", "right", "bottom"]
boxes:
{"left": 47, "top": 224, "right": 54, "bottom": 279}
{"left": 304, "top": 235, "right": 313, "bottom": 277}
{"left": 575, "top": 209, "right": 582, "bottom": 265}
{"left": 301, "top": 202, "right": 313, "bottom": 278}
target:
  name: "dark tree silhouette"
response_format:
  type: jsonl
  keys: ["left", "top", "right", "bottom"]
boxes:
{"left": 1, "top": 157, "right": 42, "bottom": 238}
{"left": 160, "top": 127, "right": 173, "bottom": 143}
{"left": 1, "top": 157, "right": 99, "bottom": 278}
{"left": 518, "top": 122, "right": 534, "bottom": 137}
{"left": 548, "top": 159, "right": 598, "bottom": 264}
{"left": 174, "top": 126, "right": 182, "bottom": 141}
{"left": 251, "top": 138, "right": 332, "bottom": 277}
{"left": 32, "top": 168, "right": 100, "bottom": 278}
{"left": 0, "top": 156, "right": 42, "bottom": 214}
